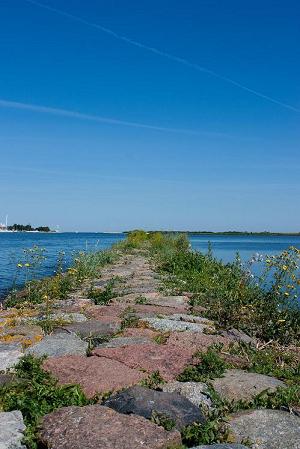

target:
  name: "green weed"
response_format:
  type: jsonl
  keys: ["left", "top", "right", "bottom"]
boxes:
{"left": 140, "top": 371, "right": 165, "bottom": 389}
{"left": 120, "top": 307, "right": 140, "bottom": 329}
{"left": 178, "top": 346, "right": 228, "bottom": 382}
{"left": 135, "top": 295, "right": 147, "bottom": 304}
{"left": 228, "top": 342, "right": 300, "bottom": 384}
{"left": 88, "top": 279, "right": 116, "bottom": 305}
{"left": 153, "top": 332, "right": 170, "bottom": 344}
{"left": 151, "top": 410, "right": 176, "bottom": 430}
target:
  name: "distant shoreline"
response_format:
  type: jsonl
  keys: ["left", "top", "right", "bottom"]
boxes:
{"left": 183, "top": 231, "right": 300, "bottom": 236}
{"left": 1, "top": 230, "right": 300, "bottom": 236}
{"left": 126, "top": 231, "right": 300, "bottom": 237}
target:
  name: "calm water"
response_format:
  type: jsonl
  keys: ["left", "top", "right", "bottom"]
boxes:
{"left": 189, "top": 234, "right": 300, "bottom": 263}
{"left": 0, "top": 232, "right": 124, "bottom": 298}
{"left": 1, "top": 232, "right": 300, "bottom": 298}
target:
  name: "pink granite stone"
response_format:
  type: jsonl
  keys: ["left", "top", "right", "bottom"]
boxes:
{"left": 167, "top": 331, "right": 231, "bottom": 353}
{"left": 39, "top": 405, "right": 182, "bottom": 449}
{"left": 92, "top": 343, "right": 194, "bottom": 381}
{"left": 86, "top": 303, "right": 185, "bottom": 319}
{"left": 43, "top": 355, "right": 146, "bottom": 398}
{"left": 85, "top": 304, "right": 127, "bottom": 319}
{"left": 89, "top": 315, "right": 122, "bottom": 326}
{"left": 132, "top": 304, "right": 187, "bottom": 316}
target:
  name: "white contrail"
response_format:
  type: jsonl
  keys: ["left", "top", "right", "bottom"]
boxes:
{"left": 23, "top": 0, "right": 299, "bottom": 112}
{"left": 0, "top": 99, "right": 229, "bottom": 137}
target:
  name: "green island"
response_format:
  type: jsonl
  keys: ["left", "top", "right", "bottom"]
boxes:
{"left": 1, "top": 231, "right": 300, "bottom": 448}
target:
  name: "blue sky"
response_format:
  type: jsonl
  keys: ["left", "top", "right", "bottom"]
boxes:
{"left": 0, "top": 0, "right": 299, "bottom": 232}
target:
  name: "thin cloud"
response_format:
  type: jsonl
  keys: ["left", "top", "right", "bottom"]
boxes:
{"left": 24, "top": 0, "right": 299, "bottom": 112}
{"left": 0, "top": 99, "right": 229, "bottom": 137}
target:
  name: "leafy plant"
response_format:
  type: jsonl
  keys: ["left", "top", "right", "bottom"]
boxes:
{"left": 153, "top": 332, "right": 170, "bottom": 345}
{"left": 88, "top": 279, "right": 116, "bottom": 305}
{"left": 181, "top": 418, "right": 229, "bottom": 446}
{"left": 151, "top": 410, "right": 175, "bottom": 430}
{"left": 140, "top": 371, "right": 165, "bottom": 389}
{"left": 135, "top": 295, "right": 147, "bottom": 304}
{"left": 228, "top": 342, "right": 300, "bottom": 384}
{"left": 178, "top": 346, "right": 228, "bottom": 382}
{"left": 120, "top": 307, "right": 140, "bottom": 329}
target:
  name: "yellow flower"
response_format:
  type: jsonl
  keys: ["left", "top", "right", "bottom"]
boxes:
{"left": 17, "top": 263, "right": 23, "bottom": 268}
{"left": 277, "top": 319, "right": 286, "bottom": 323}
{"left": 284, "top": 292, "right": 290, "bottom": 296}
{"left": 24, "top": 263, "right": 30, "bottom": 267}
{"left": 282, "top": 265, "right": 288, "bottom": 271}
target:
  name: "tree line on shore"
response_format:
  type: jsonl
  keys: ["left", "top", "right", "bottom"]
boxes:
{"left": 7, "top": 224, "right": 51, "bottom": 232}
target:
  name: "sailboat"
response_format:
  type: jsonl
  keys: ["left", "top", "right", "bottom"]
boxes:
{"left": 0, "top": 215, "right": 13, "bottom": 232}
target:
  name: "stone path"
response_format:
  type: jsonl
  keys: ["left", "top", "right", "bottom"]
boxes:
{"left": 0, "top": 251, "right": 299, "bottom": 448}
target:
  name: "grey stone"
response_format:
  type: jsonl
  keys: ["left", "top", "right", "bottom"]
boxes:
{"left": 0, "top": 410, "right": 26, "bottom": 449}
{"left": 56, "top": 319, "right": 120, "bottom": 338}
{"left": 0, "top": 343, "right": 23, "bottom": 371}
{"left": 167, "top": 314, "right": 213, "bottom": 325}
{"left": 22, "top": 312, "right": 87, "bottom": 325}
{"left": 221, "top": 328, "right": 257, "bottom": 346}
{"left": 26, "top": 332, "right": 88, "bottom": 357}
{"left": 143, "top": 317, "right": 208, "bottom": 333}
{"left": 212, "top": 369, "right": 285, "bottom": 401}
{"left": 229, "top": 409, "right": 300, "bottom": 448}
{"left": 145, "top": 296, "right": 188, "bottom": 308}
{"left": 1, "top": 324, "right": 43, "bottom": 339}
{"left": 162, "top": 381, "right": 213, "bottom": 410}
{"left": 92, "top": 280, "right": 110, "bottom": 288}
{"left": 96, "top": 336, "right": 152, "bottom": 348}
{"left": 123, "top": 285, "right": 159, "bottom": 294}
{"left": 104, "top": 385, "right": 205, "bottom": 430}
{"left": 192, "top": 445, "right": 248, "bottom": 449}
{"left": 48, "top": 312, "right": 87, "bottom": 322}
